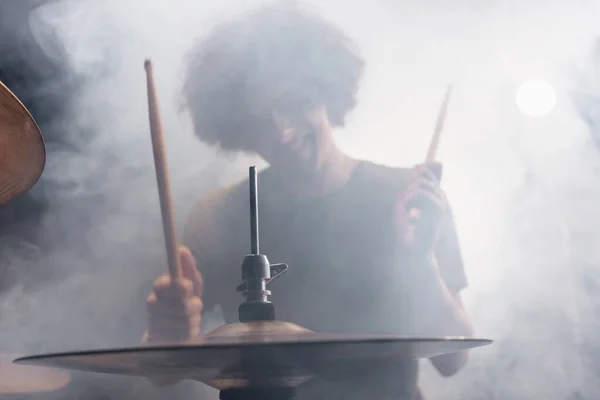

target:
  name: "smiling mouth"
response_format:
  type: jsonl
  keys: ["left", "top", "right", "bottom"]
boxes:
{"left": 285, "top": 129, "right": 316, "bottom": 162}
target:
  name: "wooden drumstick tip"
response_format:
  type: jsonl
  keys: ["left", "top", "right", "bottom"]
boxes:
{"left": 144, "top": 59, "right": 152, "bottom": 71}
{"left": 425, "top": 84, "right": 453, "bottom": 163}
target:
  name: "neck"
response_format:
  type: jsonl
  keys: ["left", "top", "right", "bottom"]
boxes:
{"left": 268, "top": 149, "right": 358, "bottom": 199}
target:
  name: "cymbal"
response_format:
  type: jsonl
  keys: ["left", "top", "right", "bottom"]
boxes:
{"left": 0, "top": 81, "right": 46, "bottom": 205}
{"left": 0, "top": 353, "right": 70, "bottom": 394}
{"left": 15, "top": 322, "right": 492, "bottom": 390}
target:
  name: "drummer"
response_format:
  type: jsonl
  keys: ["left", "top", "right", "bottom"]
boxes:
{"left": 144, "top": 2, "right": 474, "bottom": 398}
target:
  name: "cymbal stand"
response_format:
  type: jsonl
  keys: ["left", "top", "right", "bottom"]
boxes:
{"left": 220, "top": 166, "right": 293, "bottom": 400}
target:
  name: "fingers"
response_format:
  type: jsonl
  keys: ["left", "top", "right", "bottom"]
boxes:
{"left": 404, "top": 177, "right": 438, "bottom": 199}
{"left": 395, "top": 163, "right": 447, "bottom": 253}
{"left": 404, "top": 187, "right": 447, "bottom": 213}
{"left": 152, "top": 247, "right": 203, "bottom": 299}
{"left": 404, "top": 167, "right": 447, "bottom": 214}
{"left": 408, "top": 162, "right": 443, "bottom": 182}
{"left": 145, "top": 246, "right": 204, "bottom": 344}
{"left": 146, "top": 288, "right": 203, "bottom": 343}
{"left": 147, "top": 312, "right": 201, "bottom": 342}
{"left": 153, "top": 275, "right": 193, "bottom": 300}
{"left": 399, "top": 163, "right": 448, "bottom": 234}
{"left": 179, "top": 246, "right": 203, "bottom": 298}
{"left": 146, "top": 292, "right": 203, "bottom": 319}
{"left": 426, "top": 162, "right": 443, "bottom": 181}
{"left": 405, "top": 164, "right": 443, "bottom": 205}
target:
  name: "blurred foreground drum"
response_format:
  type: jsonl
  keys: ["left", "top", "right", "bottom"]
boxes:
{"left": 0, "top": 81, "right": 45, "bottom": 205}
{"left": 0, "top": 353, "right": 70, "bottom": 395}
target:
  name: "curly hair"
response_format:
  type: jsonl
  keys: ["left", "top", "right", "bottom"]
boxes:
{"left": 181, "top": 2, "right": 365, "bottom": 151}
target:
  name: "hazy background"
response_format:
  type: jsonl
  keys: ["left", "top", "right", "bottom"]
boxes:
{"left": 1, "top": 0, "right": 600, "bottom": 399}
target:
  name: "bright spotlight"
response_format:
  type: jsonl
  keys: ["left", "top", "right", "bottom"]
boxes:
{"left": 515, "top": 78, "right": 557, "bottom": 117}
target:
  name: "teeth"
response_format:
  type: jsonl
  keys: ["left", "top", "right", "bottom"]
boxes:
{"left": 283, "top": 129, "right": 306, "bottom": 151}
{"left": 281, "top": 127, "right": 312, "bottom": 158}
{"left": 282, "top": 128, "right": 294, "bottom": 143}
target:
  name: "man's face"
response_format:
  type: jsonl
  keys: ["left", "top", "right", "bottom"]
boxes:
{"left": 244, "top": 104, "right": 333, "bottom": 175}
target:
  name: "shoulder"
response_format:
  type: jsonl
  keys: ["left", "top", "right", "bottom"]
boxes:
{"left": 355, "top": 160, "right": 413, "bottom": 193}
{"left": 188, "top": 181, "right": 245, "bottom": 220}
{"left": 183, "top": 178, "right": 248, "bottom": 261}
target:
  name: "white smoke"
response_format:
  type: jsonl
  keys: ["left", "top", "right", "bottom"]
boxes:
{"left": 1, "top": 0, "right": 599, "bottom": 399}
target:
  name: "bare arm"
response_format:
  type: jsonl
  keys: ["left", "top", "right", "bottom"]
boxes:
{"left": 408, "top": 254, "right": 473, "bottom": 376}
{"left": 430, "top": 293, "right": 471, "bottom": 376}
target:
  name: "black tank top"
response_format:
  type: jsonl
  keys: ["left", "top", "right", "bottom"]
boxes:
{"left": 184, "top": 160, "right": 467, "bottom": 400}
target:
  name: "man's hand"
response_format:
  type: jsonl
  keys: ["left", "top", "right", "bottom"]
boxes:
{"left": 394, "top": 163, "right": 474, "bottom": 376}
{"left": 395, "top": 162, "right": 447, "bottom": 257}
{"left": 144, "top": 246, "right": 204, "bottom": 343}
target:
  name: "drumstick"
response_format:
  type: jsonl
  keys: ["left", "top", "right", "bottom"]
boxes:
{"left": 425, "top": 85, "right": 453, "bottom": 163}
{"left": 144, "top": 59, "right": 182, "bottom": 280}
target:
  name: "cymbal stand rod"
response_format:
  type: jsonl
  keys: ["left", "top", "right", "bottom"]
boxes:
{"left": 236, "top": 167, "right": 288, "bottom": 322}
{"left": 250, "top": 166, "right": 259, "bottom": 255}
